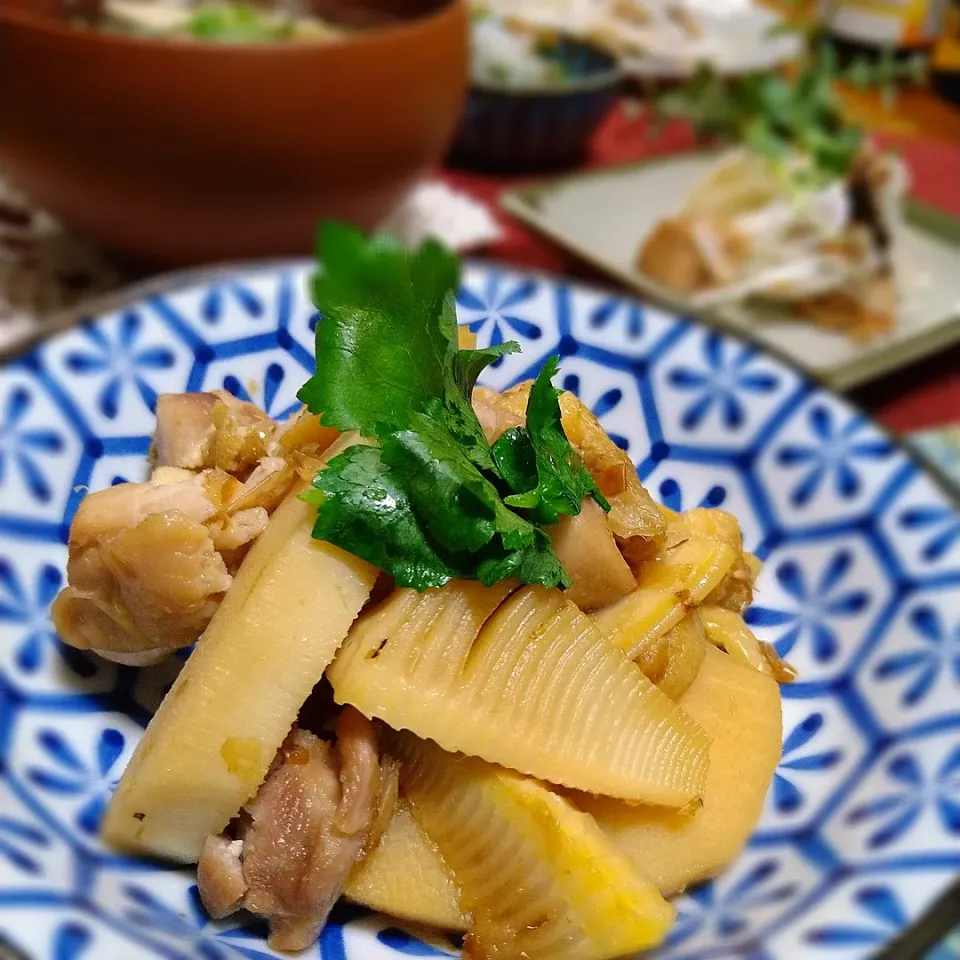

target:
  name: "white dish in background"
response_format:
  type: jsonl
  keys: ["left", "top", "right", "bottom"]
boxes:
{"left": 502, "top": 154, "right": 960, "bottom": 389}
{"left": 473, "top": 0, "right": 801, "bottom": 78}
{"left": 623, "top": 3, "right": 801, "bottom": 79}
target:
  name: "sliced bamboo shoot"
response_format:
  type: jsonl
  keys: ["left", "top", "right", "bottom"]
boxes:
{"left": 346, "top": 803, "right": 468, "bottom": 932}
{"left": 583, "top": 645, "right": 782, "bottom": 895}
{"left": 633, "top": 610, "right": 707, "bottom": 701}
{"left": 592, "top": 537, "right": 736, "bottom": 661}
{"left": 701, "top": 605, "right": 772, "bottom": 675}
{"left": 329, "top": 582, "right": 709, "bottom": 806}
{"left": 667, "top": 508, "right": 758, "bottom": 612}
{"left": 103, "top": 436, "right": 378, "bottom": 863}
{"left": 393, "top": 732, "right": 674, "bottom": 960}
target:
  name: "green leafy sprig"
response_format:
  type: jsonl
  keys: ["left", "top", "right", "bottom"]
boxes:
{"left": 298, "top": 223, "right": 608, "bottom": 592}
{"left": 654, "top": 30, "right": 923, "bottom": 186}
{"left": 185, "top": 2, "right": 294, "bottom": 42}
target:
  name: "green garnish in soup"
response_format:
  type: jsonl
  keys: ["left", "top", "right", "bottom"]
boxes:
{"left": 93, "top": 0, "right": 347, "bottom": 43}
{"left": 186, "top": 2, "right": 294, "bottom": 42}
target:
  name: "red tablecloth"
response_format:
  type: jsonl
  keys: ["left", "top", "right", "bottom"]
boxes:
{"left": 440, "top": 103, "right": 960, "bottom": 435}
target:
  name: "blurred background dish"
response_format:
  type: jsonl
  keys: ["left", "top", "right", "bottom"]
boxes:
{"left": 449, "top": 16, "right": 622, "bottom": 171}
{"left": 472, "top": 0, "right": 802, "bottom": 79}
{"left": 622, "top": 0, "right": 803, "bottom": 79}
{"left": 0, "top": 0, "right": 469, "bottom": 267}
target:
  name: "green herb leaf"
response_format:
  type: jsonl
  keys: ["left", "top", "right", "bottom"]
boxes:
{"left": 495, "top": 359, "right": 609, "bottom": 525}
{"left": 300, "top": 226, "right": 591, "bottom": 593}
{"left": 186, "top": 2, "right": 292, "bottom": 42}
{"left": 442, "top": 333, "right": 520, "bottom": 474}
{"left": 453, "top": 343, "right": 520, "bottom": 398}
{"left": 306, "top": 444, "right": 455, "bottom": 591}
{"left": 473, "top": 528, "right": 569, "bottom": 589}
{"left": 649, "top": 36, "right": 892, "bottom": 186}
{"left": 490, "top": 426, "right": 538, "bottom": 498}
{"left": 380, "top": 411, "right": 538, "bottom": 557}
{"left": 298, "top": 222, "right": 460, "bottom": 436}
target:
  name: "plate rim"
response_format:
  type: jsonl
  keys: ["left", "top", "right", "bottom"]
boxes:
{"left": 499, "top": 151, "right": 960, "bottom": 392}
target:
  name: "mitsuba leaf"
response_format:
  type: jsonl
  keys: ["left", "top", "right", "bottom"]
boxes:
{"left": 497, "top": 359, "right": 609, "bottom": 525}
{"left": 298, "top": 222, "right": 459, "bottom": 436}
{"left": 380, "top": 411, "right": 538, "bottom": 557}
{"left": 306, "top": 444, "right": 455, "bottom": 591}
{"left": 300, "top": 225, "right": 605, "bottom": 593}
{"left": 453, "top": 342, "right": 521, "bottom": 397}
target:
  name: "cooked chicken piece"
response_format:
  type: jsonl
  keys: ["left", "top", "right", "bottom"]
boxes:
{"left": 197, "top": 836, "right": 247, "bottom": 917}
{"left": 53, "top": 465, "right": 285, "bottom": 664}
{"left": 636, "top": 218, "right": 713, "bottom": 294}
{"left": 153, "top": 390, "right": 276, "bottom": 477}
{"left": 207, "top": 508, "right": 270, "bottom": 554}
{"left": 151, "top": 465, "right": 198, "bottom": 485}
{"left": 335, "top": 706, "right": 384, "bottom": 835}
{"left": 212, "top": 391, "right": 275, "bottom": 476}
{"left": 56, "top": 392, "right": 340, "bottom": 668}
{"left": 271, "top": 407, "right": 340, "bottom": 459}
{"left": 478, "top": 384, "right": 666, "bottom": 568}
{"left": 69, "top": 473, "right": 217, "bottom": 548}
{"left": 51, "top": 509, "right": 232, "bottom": 665}
{"left": 197, "top": 710, "right": 396, "bottom": 952}
{"left": 472, "top": 386, "right": 505, "bottom": 445}
{"left": 472, "top": 385, "right": 524, "bottom": 445}
{"left": 153, "top": 393, "right": 218, "bottom": 470}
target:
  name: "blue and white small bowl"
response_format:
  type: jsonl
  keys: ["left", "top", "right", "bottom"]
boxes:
{"left": 449, "top": 28, "right": 622, "bottom": 172}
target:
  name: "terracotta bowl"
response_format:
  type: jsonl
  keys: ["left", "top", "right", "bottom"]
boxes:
{"left": 0, "top": 0, "right": 469, "bottom": 267}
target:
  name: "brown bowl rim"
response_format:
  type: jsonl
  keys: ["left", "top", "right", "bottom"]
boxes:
{"left": 0, "top": 0, "right": 465, "bottom": 53}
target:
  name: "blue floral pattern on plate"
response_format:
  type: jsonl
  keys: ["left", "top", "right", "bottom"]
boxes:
{"left": 1, "top": 262, "right": 959, "bottom": 960}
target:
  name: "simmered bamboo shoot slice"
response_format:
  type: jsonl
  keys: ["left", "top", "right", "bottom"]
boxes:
{"left": 633, "top": 610, "right": 707, "bottom": 701}
{"left": 666, "top": 508, "right": 759, "bottom": 612}
{"left": 583, "top": 645, "right": 782, "bottom": 895}
{"left": 392, "top": 732, "right": 674, "bottom": 960}
{"left": 346, "top": 803, "right": 468, "bottom": 932}
{"left": 593, "top": 537, "right": 736, "bottom": 661}
{"left": 329, "top": 582, "right": 709, "bottom": 806}
{"left": 701, "top": 605, "right": 772, "bottom": 676}
{"left": 103, "top": 436, "right": 378, "bottom": 863}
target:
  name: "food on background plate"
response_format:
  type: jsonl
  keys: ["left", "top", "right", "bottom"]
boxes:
{"left": 637, "top": 145, "right": 906, "bottom": 341}
{"left": 52, "top": 224, "right": 789, "bottom": 956}
{"left": 472, "top": 0, "right": 769, "bottom": 69}
{"left": 637, "top": 42, "right": 920, "bottom": 341}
